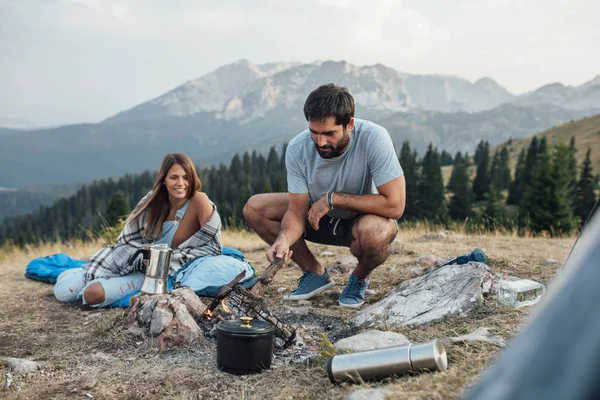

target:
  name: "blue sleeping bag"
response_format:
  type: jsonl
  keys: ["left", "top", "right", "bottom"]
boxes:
{"left": 25, "top": 253, "right": 87, "bottom": 283}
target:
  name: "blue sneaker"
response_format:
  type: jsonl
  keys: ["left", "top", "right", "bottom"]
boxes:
{"left": 283, "top": 269, "right": 336, "bottom": 301}
{"left": 339, "top": 274, "right": 369, "bottom": 308}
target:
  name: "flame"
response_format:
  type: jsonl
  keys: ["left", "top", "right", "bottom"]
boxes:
{"left": 202, "top": 297, "right": 232, "bottom": 321}
{"left": 220, "top": 297, "right": 232, "bottom": 314}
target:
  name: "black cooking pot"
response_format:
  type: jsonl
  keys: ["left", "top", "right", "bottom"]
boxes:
{"left": 216, "top": 316, "right": 275, "bottom": 375}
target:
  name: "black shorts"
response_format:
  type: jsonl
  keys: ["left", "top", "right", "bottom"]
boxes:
{"left": 303, "top": 215, "right": 362, "bottom": 248}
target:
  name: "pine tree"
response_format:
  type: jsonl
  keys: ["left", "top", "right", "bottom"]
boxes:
{"left": 104, "top": 192, "right": 130, "bottom": 226}
{"left": 575, "top": 148, "right": 597, "bottom": 224}
{"left": 448, "top": 154, "right": 472, "bottom": 220}
{"left": 548, "top": 143, "right": 577, "bottom": 234}
{"left": 417, "top": 144, "right": 447, "bottom": 221}
{"left": 399, "top": 141, "right": 420, "bottom": 219}
{"left": 440, "top": 150, "right": 453, "bottom": 166}
{"left": 472, "top": 141, "right": 490, "bottom": 201}
{"left": 482, "top": 183, "right": 505, "bottom": 231}
{"left": 520, "top": 138, "right": 554, "bottom": 233}
{"left": 498, "top": 146, "right": 512, "bottom": 189}
{"left": 473, "top": 140, "right": 487, "bottom": 167}
{"left": 447, "top": 151, "right": 463, "bottom": 193}
{"left": 520, "top": 137, "right": 539, "bottom": 198}
{"left": 568, "top": 136, "right": 578, "bottom": 190}
{"left": 507, "top": 148, "right": 526, "bottom": 205}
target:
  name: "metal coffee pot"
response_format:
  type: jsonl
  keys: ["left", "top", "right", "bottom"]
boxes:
{"left": 131, "top": 243, "right": 172, "bottom": 294}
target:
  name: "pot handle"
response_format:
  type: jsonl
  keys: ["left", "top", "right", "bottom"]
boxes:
{"left": 128, "top": 248, "right": 150, "bottom": 266}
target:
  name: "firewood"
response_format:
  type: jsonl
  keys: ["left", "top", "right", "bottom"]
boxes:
{"left": 250, "top": 257, "right": 285, "bottom": 296}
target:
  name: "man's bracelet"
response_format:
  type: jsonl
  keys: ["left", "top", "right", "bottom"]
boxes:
{"left": 326, "top": 191, "right": 335, "bottom": 210}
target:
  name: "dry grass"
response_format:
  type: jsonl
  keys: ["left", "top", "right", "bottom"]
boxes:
{"left": 0, "top": 227, "right": 574, "bottom": 399}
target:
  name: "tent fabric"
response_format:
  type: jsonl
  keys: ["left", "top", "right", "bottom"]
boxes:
{"left": 464, "top": 212, "right": 600, "bottom": 400}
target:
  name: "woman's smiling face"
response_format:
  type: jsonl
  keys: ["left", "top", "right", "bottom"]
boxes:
{"left": 163, "top": 163, "right": 189, "bottom": 202}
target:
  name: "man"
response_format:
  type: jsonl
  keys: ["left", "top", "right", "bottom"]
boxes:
{"left": 243, "top": 83, "right": 405, "bottom": 308}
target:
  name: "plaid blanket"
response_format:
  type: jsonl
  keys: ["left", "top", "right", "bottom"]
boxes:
{"left": 83, "top": 194, "right": 222, "bottom": 282}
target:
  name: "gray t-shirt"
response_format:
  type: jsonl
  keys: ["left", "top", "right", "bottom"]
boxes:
{"left": 286, "top": 118, "right": 404, "bottom": 219}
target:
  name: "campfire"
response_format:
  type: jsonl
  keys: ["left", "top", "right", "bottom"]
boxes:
{"left": 202, "top": 270, "right": 297, "bottom": 348}
{"left": 125, "top": 258, "right": 296, "bottom": 350}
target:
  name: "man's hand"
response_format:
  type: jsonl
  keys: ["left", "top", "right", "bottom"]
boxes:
{"left": 307, "top": 194, "right": 330, "bottom": 230}
{"left": 266, "top": 237, "right": 294, "bottom": 263}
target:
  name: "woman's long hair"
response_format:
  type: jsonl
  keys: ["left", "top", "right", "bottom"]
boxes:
{"left": 126, "top": 153, "right": 202, "bottom": 239}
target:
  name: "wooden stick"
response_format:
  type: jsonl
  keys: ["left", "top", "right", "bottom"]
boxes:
{"left": 250, "top": 257, "right": 285, "bottom": 296}
{"left": 206, "top": 270, "right": 246, "bottom": 312}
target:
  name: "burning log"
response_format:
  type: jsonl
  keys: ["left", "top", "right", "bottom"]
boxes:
{"left": 250, "top": 257, "right": 286, "bottom": 296}
{"left": 203, "top": 260, "right": 297, "bottom": 349}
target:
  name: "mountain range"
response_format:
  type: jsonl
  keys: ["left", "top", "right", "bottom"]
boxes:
{"left": 1, "top": 59, "right": 599, "bottom": 188}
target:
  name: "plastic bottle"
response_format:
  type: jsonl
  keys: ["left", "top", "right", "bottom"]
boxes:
{"left": 498, "top": 279, "right": 547, "bottom": 308}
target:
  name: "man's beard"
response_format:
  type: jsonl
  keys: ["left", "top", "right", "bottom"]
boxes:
{"left": 315, "top": 130, "right": 351, "bottom": 159}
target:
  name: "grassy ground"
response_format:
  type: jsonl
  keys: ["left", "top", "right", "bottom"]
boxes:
{"left": 0, "top": 227, "right": 573, "bottom": 399}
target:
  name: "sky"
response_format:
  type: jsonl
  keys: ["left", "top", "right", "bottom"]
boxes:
{"left": 1, "top": 0, "right": 599, "bottom": 127}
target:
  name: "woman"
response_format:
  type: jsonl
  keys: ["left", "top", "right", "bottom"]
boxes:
{"left": 54, "top": 153, "right": 222, "bottom": 307}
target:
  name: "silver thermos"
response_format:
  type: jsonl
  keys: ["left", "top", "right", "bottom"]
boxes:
{"left": 139, "top": 244, "right": 172, "bottom": 294}
{"left": 328, "top": 339, "right": 448, "bottom": 384}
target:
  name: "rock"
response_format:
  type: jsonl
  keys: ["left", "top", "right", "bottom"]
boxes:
{"left": 335, "top": 330, "right": 411, "bottom": 352}
{"left": 126, "top": 289, "right": 206, "bottom": 351}
{"left": 447, "top": 327, "right": 506, "bottom": 347}
{"left": 343, "top": 388, "right": 392, "bottom": 400}
{"left": 365, "top": 289, "right": 377, "bottom": 296}
{"left": 410, "top": 267, "right": 425, "bottom": 277}
{"left": 283, "top": 306, "right": 310, "bottom": 315}
{"left": 546, "top": 259, "right": 559, "bottom": 265}
{"left": 320, "top": 251, "right": 335, "bottom": 257}
{"left": 277, "top": 287, "right": 287, "bottom": 293}
{"left": 150, "top": 302, "right": 174, "bottom": 337}
{"left": 416, "top": 254, "right": 439, "bottom": 265}
{"left": 80, "top": 378, "right": 98, "bottom": 390}
{"left": 328, "top": 256, "right": 358, "bottom": 275}
{"left": 298, "top": 300, "right": 312, "bottom": 306}
{"left": 417, "top": 231, "right": 448, "bottom": 242}
{"left": 3, "top": 358, "right": 44, "bottom": 374}
{"left": 354, "top": 262, "right": 496, "bottom": 327}
{"left": 416, "top": 254, "right": 448, "bottom": 266}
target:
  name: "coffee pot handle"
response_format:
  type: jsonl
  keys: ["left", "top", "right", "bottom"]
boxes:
{"left": 128, "top": 248, "right": 150, "bottom": 266}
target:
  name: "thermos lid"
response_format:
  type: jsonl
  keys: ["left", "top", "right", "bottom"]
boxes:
{"left": 410, "top": 339, "right": 448, "bottom": 372}
{"left": 216, "top": 317, "right": 275, "bottom": 337}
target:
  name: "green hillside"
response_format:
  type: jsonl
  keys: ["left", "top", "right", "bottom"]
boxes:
{"left": 500, "top": 113, "right": 600, "bottom": 172}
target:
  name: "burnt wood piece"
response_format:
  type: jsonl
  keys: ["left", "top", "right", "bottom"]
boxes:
{"left": 206, "top": 271, "right": 247, "bottom": 312}
{"left": 250, "top": 257, "right": 285, "bottom": 296}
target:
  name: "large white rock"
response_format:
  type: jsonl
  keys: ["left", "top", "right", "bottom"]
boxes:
{"left": 343, "top": 389, "right": 392, "bottom": 400}
{"left": 334, "top": 330, "right": 411, "bottom": 352}
{"left": 3, "top": 358, "right": 44, "bottom": 374}
{"left": 447, "top": 327, "right": 506, "bottom": 347}
{"left": 354, "top": 262, "right": 494, "bottom": 327}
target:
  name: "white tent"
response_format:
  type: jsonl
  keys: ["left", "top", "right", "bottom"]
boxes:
{"left": 464, "top": 211, "right": 600, "bottom": 399}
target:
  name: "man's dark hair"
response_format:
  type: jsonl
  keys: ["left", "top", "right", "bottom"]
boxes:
{"left": 303, "top": 83, "right": 355, "bottom": 128}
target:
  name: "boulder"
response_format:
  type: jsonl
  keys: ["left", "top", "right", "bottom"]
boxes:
{"left": 354, "top": 262, "right": 495, "bottom": 327}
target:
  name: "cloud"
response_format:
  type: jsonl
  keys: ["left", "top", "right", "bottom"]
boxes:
{"left": 112, "top": 3, "right": 129, "bottom": 21}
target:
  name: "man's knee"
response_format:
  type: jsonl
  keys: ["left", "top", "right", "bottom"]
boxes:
{"left": 243, "top": 195, "right": 262, "bottom": 225}
{"left": 354, "top": 216, "right": 397, "bottom": 253}
{"left": 83, "top": 282, "right": 106, "bottom": 305}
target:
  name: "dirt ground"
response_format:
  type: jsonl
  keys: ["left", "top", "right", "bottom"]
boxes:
{"left": 0, "top": 227, "right": 573, "bottom": 399}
